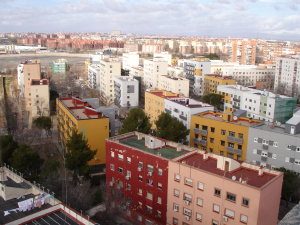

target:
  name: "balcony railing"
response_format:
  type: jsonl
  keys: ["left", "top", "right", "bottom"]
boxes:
{"left": 193, "top": 138, "right": 207, "bottom": 145}
{"left": 233, "top": 105, "right": 240, "bottom": 110}
{"left": 193, "top": 128, "right": 207, "bottom": 135}
{"left": 226, "top": 147, "right": 242, "bottom": 155}
{"left": 227, "top": 136, "right": 243, "bottom": 144}
{"left": 179, "top": 115, "right": 187, "bottom": 121}
{"left": 233, "top": 98, "right": 240, "bottom": 102}
{"left": 261, "top": 156, "right": 267, "bottom": 162}
{"left": 262, "top": 144, "right": 268, "bottom": 150}
{"left": 165, "top": 109, "right": 171, "bottom": 114}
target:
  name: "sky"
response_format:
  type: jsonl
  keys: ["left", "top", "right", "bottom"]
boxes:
{"left": 1, "top": 0, "right": 300, "bottom": 41}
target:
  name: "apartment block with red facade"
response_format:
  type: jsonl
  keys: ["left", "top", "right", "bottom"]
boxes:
{"left": 230, "top": 40, "right": 257, "bottom": 65}
{"left": 106, "top": 132, "right": 194, "bottom": 225}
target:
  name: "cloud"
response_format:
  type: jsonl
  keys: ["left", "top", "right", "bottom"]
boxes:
{"left": 287, "top": 2, "right": 298, "bottom": 10}
{"left": 233, "top": 0, "right": 248, "bottom": 10}
{"left": 217, "top": 0, "right": 231, "bottom": 4}
{"left": 271, "top": 3, "right": 280, "bottom": 10}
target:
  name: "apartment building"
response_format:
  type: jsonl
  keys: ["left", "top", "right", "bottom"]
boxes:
{"left": 160, "top": 75, "right": 189, "bottom": 97}
{"left": 183, "top": 57, "right": 211, "bottom": 96}
{"left": 88, "top": 64, "right": 100, "bottom": 90}
{"left": 143, "top": 58, "right": 168, "bottom": 90}
{"left": 203, "top": 74, "right": 236, "bottom": 95}
{"left": 167, "top": 150, "right": 283, "bottom": 225}
{"left": 30, "top": 79, "right": 50, "bottom": 117}
{"left": 230, "top": 40, "right": 257, "bottom": 65}
{"left": 171, "top": 58, "right": 184, "bottom": 67}
{"left": 168, "top": 39, "right": 178, "bottom": 50}
{"left": 128, "top": 66, "right": 144, "bottom": 82}
{"left": 56, "top": 97, "right": 109, "bottom": 173}
{"left": 154, "top": 52, "right": 172, "bottom": 65}
{"left": 168, "top": 66, "right": 184, "bottom": 77}
{"left": 142, "top": 44, "right": 165, "bottom": 53}
{"left": 190, "top": 110, "right": 262, "bottom": 161}
{"left": 179, "top": 45, "right": 191, "bottom": 54}
{"left": 114, "top": 76, "right": 139, "bottom": 108}
{"left": 52, "top": 58, "right": 68, "bottom": 74}
{"left": 122, "top": 52, "right": 139, "bottom": 71}
{"left": 263, "top": 46, "right": 295, "bottom": 64}
{"left": 89, "top": 51, "right": 104, "bottom": 64}
{"left": 275, "top": 55, "right": 300, "bottom": 97}
{"left": 124, "top": 43, "right": 142, "bottom": 52}
{"left": 194, "top": 45, "right": 206, "bottom": 54}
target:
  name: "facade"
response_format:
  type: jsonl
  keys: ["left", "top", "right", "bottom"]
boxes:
{"left": 179, "top": 45, "right": 191, "bottom": 54}
{"left": 168, "top": 66, "right": 184, "bottom": 78}
{"left": 167, "top": 151, "right": 283, "bottom": 225}
{"left": 168, "top": 39, "right": 178, "bottom": 50}
{"left": 114, "top": 76, "right": 139, "bottom": 108}
{"left": 122, "top": 52, "right": 139, "bottom": 71}
{"left": 190, "top": 110, "right": 262, "bottom": 161}
{"left": 142, "top": 44, "right": 165, "bottom": 53}
{"left": 56, "top": 97, "right": 109, "bottom": 173}
{"left": 89, "top": 51, "right": 104, "bottom": 64}
{"left": 30, "top": 79, "right": 50, "bottom": 117}
{"left": 217, "top": 85, "right": 297, "bottom": 122}
{"left": 229, "top": 40, "right": 257, "bottom": 65}
{"left": 275, "top": 55, "right": 300, "bottom": 97}
{"left": 143, "top": 58, "right": 168, "bottom": 90}
{"left": 183, "top": 57, "right": 211, "bottom": 96}
{"left": 171, "top": 58, "right": 184, "bottom": 67}
{"left": 246, "top": 110, "right": 300, "bottom": 173}
{"left": 160, "top": 75, "right": 189, "bottom": 97}
{"left": 52, "top": 59, "right": 68, "bottom": 74}
{"left": 263, "top": 46, "right": 295, "bottom": 64}
{"left": 88, "top": 64, "right": 100, "bottom": 90}
{"left": 154, "top": 52, "right": 172, "bottom": 65}
{"left": 203, "top": 74, "right": 236, "bottom": 95}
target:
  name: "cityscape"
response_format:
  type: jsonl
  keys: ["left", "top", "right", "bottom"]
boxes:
{"left": 1, "top": 1, "right": 300, "bottom": 225}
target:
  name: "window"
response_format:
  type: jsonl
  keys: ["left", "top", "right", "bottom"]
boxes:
{"left": 198, "top": 182, "right": 204, "bottom": 190}
{"left": 221, "top": 140, "right": 225, "bottom": 146}
{"left": 173, "top": 218, "right": 178, "bottom": 225}
{"left": 215, "top": 188, "right": 221, "bottom": 197}
{"left": 157, "top": 183, "right": 162, "bottom": 189}
{"left": 228, "top": 142, "right": 234, "bottom": 148}
{"left": 211, "top": 127, "right": 215, "bottom": 132}
{"left": 185, "top": 178, "right": 193, "bottom": 186}
{"left": 213, "top": 204, "right": 220, "bottom": 213}
{"left": 118, "top": 154, "right": 123, "bottom": 160}
{"left": 183, "top": 208, "right": 192, "bottom": 216}
{"left": 229, "top": 131, "right": 235, "bottom": 137}
{"left": 227, "top": 192, "right": 236, "bottom": 202}
{"left": 242, "top": 198, "right": 249, "bottom": 207}
{"left": 241, "top": 214, "right": 248, "bottom": 223}
{"left": 184, "top": 193, "right": 192, "bottom": 202}
{"left": 220, "top": 151, "right": 224, "bottom": 156}
{"left": 138, "top": 189, "right": 142, "bottom": 195}
{"left": 175, "top": 174, "right": 180, "bottom": 182}
{"left": 174, "top": 189, "right": 179, "bottom": 197}
{"left": 157, "top": 210, "right": 161, "bottom": 217}
{"left": 196, "top": 213, "right": 202, "bottom": 221}
{"left": 111, "top": 151, "right": 114, "bottom": 157}
{"left": 138, "top": 161, "right": 143, "bottom": 168}
{"left": 147, "top": 164, "right": 154, "bottom": 171}
{"left": 147, "top": 192, "right": 153, "bottom": 200}
{"left": 254, "top": 137, "right": 258, "bottom": 142}
{"left": 239, "top": 133, "right": 243, "bottom": 139}
{"left": 210, "top": 138, "right": 214, "bottom": 143}
{"left": 138, "top": 175, "right": 143, "bottom": 181}
{"left": 146, "top": 206, "right": 152, "bottom": 213}
{"left": 212, "top": 220, "right": 218, "bottom": 225}
{"left": 146, "top": 178, "right": 153, "bottom": 185}
{"left": 118, "top": 167, "right": 123, "bottom": 174}
{"left": 273, "top": 142, "right": 278, "bottom": 147}
{"left": 158, "top": 168, "right": 162, "bottom": 175}
{"left": 36, "top": 89, "right": 38, "bottom": 92}
{"left": 127, "top": 183, "right": 131, "bottom": 190}
{"left": 110, "top": 164, "right": 114, "bottom": 171}
{"left": 174, "top": 203, "right": 179, "bottom": 211}
{"left": 221, "top": 129, "right": 226, "bottom": 135}
{"left": 197, "top": 198, "right": 203, "bottom": 206}
{"left": 225, "top": 209, "right": 235, "bottom": 218}
{"left": 127, "top": 157, "right": 131, "bottom": 163}
{"left": 118, "top": 180, "right": 123, "bottom": 187}
{"left": 202, "top": 125, "right": 208, "bottom": 131}
{"left": 28, "top": 78, "right": 30, "bottom": 80}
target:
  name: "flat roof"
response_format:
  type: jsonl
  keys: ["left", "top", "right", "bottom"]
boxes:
{"left": 119, "top": 136, "right": 188, "bottom": 159}
{"left": 205, "top": 74, "right": 234, "bottom": 80}
{"left": 179, "top": 154, "right": 277, "bottom": 188}
{"left": 168, "top": 98, "right": 212, "bottom": 109}
{"left": 0, "top": 177, "right": 31, "bottom": 189}
{"left": 252, "top": 122, "right": 300, "bottom": 137}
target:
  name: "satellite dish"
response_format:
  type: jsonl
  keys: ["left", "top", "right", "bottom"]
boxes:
{"left": 233, "top": 116, "right": 237, "bottom": 120}
{"left": 232, "top": 176, "right": 236, "bottom": 181}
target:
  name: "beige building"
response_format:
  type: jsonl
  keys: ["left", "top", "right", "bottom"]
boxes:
{"left": 143, "top": 58, "right": 168, "bottom": 90}
{"left": 168, "top": 39, "right": 178, "bottom": 50}
{"left": 160, "top": 75, "right": 189, "bottom": 97}
{"left": 128, "top": 66, "right": 144, "bottom": 82}
{"left": 30, "top": 79, "right": 50, "bottom": 117}
{"left": 154, "top": 51, "right": 172, "bottom": 65}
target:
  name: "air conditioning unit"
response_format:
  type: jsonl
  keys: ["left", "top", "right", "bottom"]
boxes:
{"left": 125, "top": 176, "right": 130, "bottom": 180}
{"left": 184, "top": 200, "right": 190, "bottom": 205}
{"left": 148, "top": 172, "right": 153, "bottom": 176}
{"left": 185, "top": 216, "right": 190, "bottom": 221}
{"left": 138, "top": 167, "right": 142, "bottom": 172}
{"left": 223, "top": 216, "right": 228, "bottom": 221}
{"left": 109, "top": 181, "right": 113, "bottom": 186}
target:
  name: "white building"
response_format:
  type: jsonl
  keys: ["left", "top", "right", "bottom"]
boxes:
{"left": 167, "top": 66, "right": 184, "bottom": 77}
{"left": 164, "top": 97, "right": 213, "bottom": 142}
{"left": 88, "top": 64, "right": 100, "bottom": 91}
{"left": 144, "top": 57, "right": 168, "bottom": 89}
{"left": 160, "top": 75, "right": 189, "bottom": 97}
{"left": 275, "top": 54, "right": 300, "bottom": 96}
{"left": 122, "top": 52, "right": 139, "bottom": 71}
{"left": 89, "top": 52, "right": 104, "bottom": 64}
{"left": 114, "top": 76, "right": 139, "bottom": 108}
{"left": 154, "top": 52, "right": 172, "bottom": 65}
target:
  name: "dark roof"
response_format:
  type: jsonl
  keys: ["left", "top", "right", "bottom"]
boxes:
{"left": 0, "top": 194, "right": 51, "bottom": 224}
{"left": 25, "top": 210, "right": 82, "bottom": 225}
{"left": 278, "top": 203, "right": 300, "bottom": 225}
{"left": 0, "top": 177, "right": 31, "bottom": 189}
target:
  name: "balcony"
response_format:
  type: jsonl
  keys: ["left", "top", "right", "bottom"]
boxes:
{"left": 233, "top": 105, "right": 240, "bottom": 110}
{"left": 233, "top": 98, "right": 240, "bottom": 102}
{"left": 227, "top": 136, "right": 243, "bottom": 144}
{"left": 262, "top": 144, "right": 268, "bottom": 150}
{"left": 193, "top": 128, "right": 208, "bottom": 135}
{"left": 179, "top": 115, "right": 187, "bottom": 121}
{"left": 165, "top": 109, "right": 171, "bottom": 114}
{"left": 174, "top": 108, "right": 179, "bottom": 113}
{"left": 261, "top": 156, "right": 267, "bottom": 162}
{"left": 226, "top": 147, "right": 242, "bottom": 155}
{"left": 193, "top": 138, "right": 207, "bottom": 145}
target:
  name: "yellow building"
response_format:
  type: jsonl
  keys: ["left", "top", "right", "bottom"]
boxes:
{"left": 85, "top": 59, "right": 90, "bottom": 75}
{"left": 171, "top": 58, "right": 184, "bottom": 66}
{"left": 190, "top": 111, "right": 262, "bottom": 161}
{"left": 145, "top": 90, "right": 181, "bottom": 129}
{"left": 203, "top": 74, "right": 236, "bottom": 95}
{"left": 56, "top": 97, "right": 109, "bottom": 173}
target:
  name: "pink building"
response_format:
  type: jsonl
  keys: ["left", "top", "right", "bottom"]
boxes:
{"left": 167, "top": 152, "right": 283, "bottom": 225}
{"left": 142, "top": 44, "right": 165, "bottom": 53}
{"left": 180, "top": 45, "right": 191, "bottom": 54}
{"left": 194, "top": 45, "right": 205, "bottom": 54}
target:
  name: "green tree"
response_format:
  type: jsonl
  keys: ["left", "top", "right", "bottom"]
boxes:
{"left": 118, "top": 108, "right": 151, "bottom": 135}
{"left": 202, "top": 93, "right": 222, "bottom": 108}
{"left": 33, "top": 116, "right": 52, "bottom": 133}
{"left": 1, "top": 135, "right": 19, "bottom": 164}
{"left": 65, "top": 129, "right": 97, "bottom": 181}
{"left": 41, "top": 158, "right": 61, "bottom": 177}
{"left": 9, "top": 144, "right": 44, "bottom": 177}
{"left": 202, "top": 53, "right": 219, "bottom": 60}
{"left": 154, "top": 112, "right": 190, "bottom": 144}
{"left": 275, "top": 167, "right": 300, "bottom": 207}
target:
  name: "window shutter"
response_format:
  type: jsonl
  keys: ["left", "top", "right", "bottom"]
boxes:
{"left": 269, "top": 140, "right": 274, "bottom": 146}
{"left": 253, "top": 149, "right": 257, "bottom": 154}
{"left": 291, "top": 145, "right": 297, "bottom": 151}
{"left": 257, "top": 138, "right": 263, "bottom": 143}
{"left": 241, "top": 215, "right": 248, "bottom": 223}
{"left": 257, "top": 150, "right": 262, "bottom": 155}
{"left": 213, "top": 204, "right": 219, "bottom": 212}
{"left": 196, "top": 213, "right": 202, "bottom": 220}
{"left": 225, "top": 209, "right": 234, "bottom": 218}
{"left": 197, "top": 198, "right": 203, "bottom": 206}
{"left": 285, "top": 157, "right": 290, "bottom": 162}
{"left": 268, "top": 152, "right": 272, "bottom": 158}
{"left": 290, "top": 158, "right": 295, "bottom": 163}
{"left": 198, "top": 182, "right": 204, "bottom": 190}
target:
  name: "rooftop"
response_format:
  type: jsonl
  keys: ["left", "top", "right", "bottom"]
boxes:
{"left": 205, "top": 74, "right": 235, "bottom": 80}
{"left": 148, "top": 90, "right": 181, "bottom": 98}
{"left": 167, "top": 97, "right": 212, "bottom": 109}
{"left": 31, "top": 79, "right": 49, "bottom": 86}
{"left": 161, "top": 75, "right": 187, "bottom": 81}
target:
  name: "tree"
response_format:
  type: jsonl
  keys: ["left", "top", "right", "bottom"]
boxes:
{"left": 275, "top": 167, "right": 300, "bottom": 207}
{"left": 65, "top": 129, "right": 97, "bottom": 181}
{"left": 154, "top": 112, "right": 190, "bottom": 144}
{"left": 0, "top": 135, "right": 19, "bottom": 164}
{"left": 41, "top": 158, "right": 61, "bottom": 178}
{"left": 33, "top": 116, "right": 52, "bottom": 134}
{"left": 118, "top": 108, "right": 151, "bottom": 135}
{"left": 202, "top": 53, "right": 219, "bottom": 60}
{"left": 202, "top": 93, "right": 222, "bottom": 109}
{"left": 9, "top": 143, "right": 44, "bottom": 177}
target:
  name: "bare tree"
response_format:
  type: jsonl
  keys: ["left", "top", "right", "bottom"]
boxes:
{"left": 274, "top": 82, "right": 289, "bottom": 96}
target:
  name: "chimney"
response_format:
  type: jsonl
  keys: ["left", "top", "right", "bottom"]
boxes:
{"left": 177, "top": 144, "right": 182, "bottom": 152}
{"left": 203, "top": 151, "right": 209, "bottom": 160}
{"left": 258, "top": 166, "right": 264, "bottom": 176}
{"left": 137, "top": 133, "right": 143, "bottom": 140}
